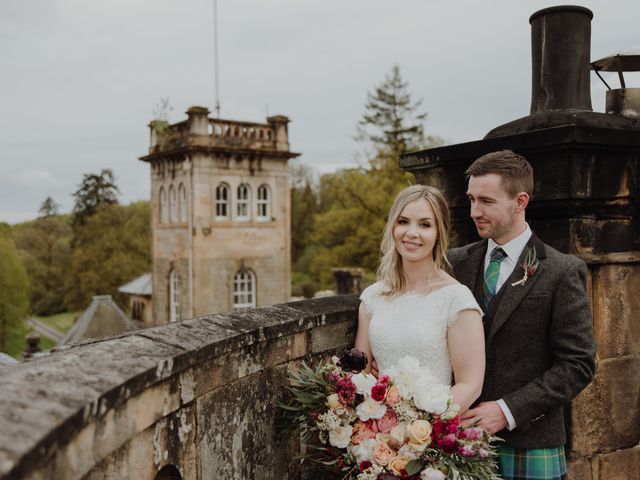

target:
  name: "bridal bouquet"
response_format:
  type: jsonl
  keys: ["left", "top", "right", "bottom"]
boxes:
{"left": 278, "top": 349, "right": 501, "bottom": 480}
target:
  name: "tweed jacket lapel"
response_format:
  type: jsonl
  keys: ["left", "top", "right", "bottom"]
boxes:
{"left": 487, "top": 235, "right": 547, "bottom": 344}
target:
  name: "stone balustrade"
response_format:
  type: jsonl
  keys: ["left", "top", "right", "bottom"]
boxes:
{"left": 147, "top": 107, "right": 291, "bottom": 154}
{"left": 0, "top": 296, "right": 358, "bottom": 480}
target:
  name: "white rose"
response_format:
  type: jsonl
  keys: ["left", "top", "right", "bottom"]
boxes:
{"left": 350, "top": 438, "right": 376, "bottom": 463}
{"left": 351, "top": 372, "right": 377, "bottom": 396}
{"left": 389, "top": 422, "right": 407, "bottom": 447}
{"left": 386, "top": 356, "right": 422, "bottom": 398}
{"left": 329, "top": 424, "right": 353, "bottom": 449}
{"left": 397, "top": 444, "right": 419, "bottom": 460}
{"left": 356, "top": 397, "right": 387, "bottom": 421}
{"left": 327, "top": 393, "right": 341, "bottom": 410}
{"left": 421, "top": 467, "right": 446, "bottom": 480}
{"left": 412, "top": 379, "right": 450, "bottom": 414}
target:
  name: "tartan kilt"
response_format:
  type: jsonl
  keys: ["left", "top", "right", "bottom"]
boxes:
{"left": 498, "top": 444, "right": 567, "bottom": 480}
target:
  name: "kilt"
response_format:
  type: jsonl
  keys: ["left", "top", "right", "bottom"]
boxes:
{"left": 498, "top": 444, "right": 567, "bottom": 480}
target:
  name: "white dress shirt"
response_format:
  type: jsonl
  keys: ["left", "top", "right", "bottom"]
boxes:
{"left": 483, "top": 223, "right": 532, "bottom": 431}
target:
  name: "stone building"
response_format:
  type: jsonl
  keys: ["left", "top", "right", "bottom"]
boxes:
{"left": 140, "top": 107, "right": 299, "bottom": 325}
{"left": 118, "top": 273, "right": 153, "bottom": 327}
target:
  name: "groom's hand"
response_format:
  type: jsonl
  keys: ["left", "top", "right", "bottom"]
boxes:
{"left": 460, "top": 401, "right": 508, "bottom": 434}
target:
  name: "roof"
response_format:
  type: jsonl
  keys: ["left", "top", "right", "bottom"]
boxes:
{"left": 58, "top": 295, "right": 138, "bottom": 346}
{"left": 0, "top": 353, "right": 19, "bottom": 367}
{"left": 118, "top": 273, "right": 152, "bottom": 296}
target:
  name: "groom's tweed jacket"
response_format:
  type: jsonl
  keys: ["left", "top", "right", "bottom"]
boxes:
{"left": 448, "top": 235, "right": 596, "bottom": 448}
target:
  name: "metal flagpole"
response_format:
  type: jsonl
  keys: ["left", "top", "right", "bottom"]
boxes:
{"left": 213, "top": 0, "right": 221, "bottom": 118}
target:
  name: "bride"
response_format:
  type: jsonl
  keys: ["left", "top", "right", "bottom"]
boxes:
{"left": 355, "top": 185, "right": 485, "bottom": 413}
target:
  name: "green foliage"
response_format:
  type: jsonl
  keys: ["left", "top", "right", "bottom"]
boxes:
{"left": 0, "top": 237, "right": 30, "bottom": 352}
{"left": 291, "top": 65, "right": 442, "bottom": 290}
{"left": 14, "top": 215, "right": 72, "bottom": 315}
{"left": 33, "top": 311, "right": 78, "bottom": 334}
{"left": 71, "top": 169, "right": 119, "bottom": 227}
{"left": 64, "top": 202, "right": 151, "bottom": 311}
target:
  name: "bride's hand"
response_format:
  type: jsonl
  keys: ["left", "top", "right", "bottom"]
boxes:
{"left": 370, "top": 359, "right": 379, "bottom": 378}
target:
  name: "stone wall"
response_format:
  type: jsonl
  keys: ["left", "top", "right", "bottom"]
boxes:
{"left": 0, "top": 295, "right": 358, "bottom": 480}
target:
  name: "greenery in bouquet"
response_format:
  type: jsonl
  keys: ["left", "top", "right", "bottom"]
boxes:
{"left": 277, "top": 349, "right": 502, "bottom": 480}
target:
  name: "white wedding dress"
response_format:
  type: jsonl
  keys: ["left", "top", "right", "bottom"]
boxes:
{"left": 360, "top": 282, "right": 482, "bottom": 387}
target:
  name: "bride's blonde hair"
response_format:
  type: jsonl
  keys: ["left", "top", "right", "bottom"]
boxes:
{"left": 378, "top": 185, "right": 451, "bottom": 295}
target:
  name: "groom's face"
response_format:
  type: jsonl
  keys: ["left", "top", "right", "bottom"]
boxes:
{"left": 467, "top": 173, "right": 520, "bottom": 244}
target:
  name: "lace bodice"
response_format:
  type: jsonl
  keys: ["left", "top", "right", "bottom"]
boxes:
{"left": 360, "top": 282, "right": 482, "bottom": 386}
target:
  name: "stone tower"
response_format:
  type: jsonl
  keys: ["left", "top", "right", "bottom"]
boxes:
{"left": 140, "top": 106, "right": 299, "bottom": 325}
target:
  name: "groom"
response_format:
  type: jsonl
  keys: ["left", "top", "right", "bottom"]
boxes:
{"left": 449, "top": 150, "right": 596, "bottom": 480}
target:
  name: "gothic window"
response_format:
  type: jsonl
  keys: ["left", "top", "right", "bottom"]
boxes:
{"left": 159, "top": 186, "right": 168, "bottom": 224}
{"left": 178, "top": 183, "right": 187, "bottom": 223}
{"left": 215, "top": 182, "right": 230, "bottom": 219}
{"left": 256, "top": 184, "right": 271, "bottom": 221}
{"left": 233, "top": 269, "right": 256, "bottom": 309}
{"left": 236, "top": 183, "right": 251, "bottom": 221}
{"left": 168, "top": 184, "right": 178, "bottom": 223}
{"left": 169, "top": 269, "right": 180, "bottom": 322}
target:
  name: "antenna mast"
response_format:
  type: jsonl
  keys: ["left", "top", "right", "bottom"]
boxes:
{"left": 213, "top": 0, "right": 221, "bottom": 118}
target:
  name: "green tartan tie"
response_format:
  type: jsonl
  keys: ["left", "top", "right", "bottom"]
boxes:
{"left": 483, "top": 247, "right": 507, "bottom": 307}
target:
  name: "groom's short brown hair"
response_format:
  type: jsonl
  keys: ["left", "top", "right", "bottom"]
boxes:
{"left": 465, "top": 150, "right": 533, "bottom": 198}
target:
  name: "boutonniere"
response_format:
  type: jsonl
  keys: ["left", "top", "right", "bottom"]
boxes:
{"left": 511, "top": 246, "right": 539, "bottom": 287}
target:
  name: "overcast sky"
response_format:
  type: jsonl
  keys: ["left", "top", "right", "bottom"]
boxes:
{"left": 2, "top": 0, "right": 639, "bottom": 223}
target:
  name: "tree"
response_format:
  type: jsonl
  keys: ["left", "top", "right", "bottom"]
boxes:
{"left": 356, "top": 64, "right": 429, "bottom": 159}
{"left": 0, "top": 237, "right": 30, "bottom": 352}
{"left": 65, "top": 202, "right": 151, "bottom": 310}
{"left": 300, "top": 65, "right": 441, "bottom": 288}
{"left": 38, "top": 196, "right": 60, "bottom": 218}
{"left": 71, "top": 169, "right": 119, "bottom": 227}
{"left": 14, "top": 216, "right": 72, "bottom": 315}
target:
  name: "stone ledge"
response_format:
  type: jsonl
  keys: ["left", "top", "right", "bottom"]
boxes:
{"left": 0, "top": 295, "right": 359, "bottom": 479}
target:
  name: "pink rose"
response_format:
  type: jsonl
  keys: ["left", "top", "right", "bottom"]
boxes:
{"left": 372, "top": 441, "right": 395, "bottom": 466}
{"left": 384, "top": 385, "right": 402, "bottom": 406}
{"left": 373, "top": 410, "right": 398, "bottom": 434}
{"left": 351, "top": 421, "right": 376, "bottom": 445}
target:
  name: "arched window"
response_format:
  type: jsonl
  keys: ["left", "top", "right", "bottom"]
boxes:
{"left": 215, "top": 183, "right": 230, "bottom": 219}
{"left": 236, "top": 184, "right": 251, "bottom": 221}
{"left": 169, "top": 269, "right": 180, "bottom": 322}
{"left": 155, "top": 464, "right": 182, "bottom": 480}
{"left": 256, "top": 184, "right": 271, "bottom": 221}
{"left": 159, "top": 186, "right": 168, "bottom": 224}
{"left": 233, "top": 269, "right": 256, "bottom": 309}
{"left": 178, "top": 183, "right": 187, "bottom": 223}
{"left": 168, "top": 185, "right": 177, "bottom": 223}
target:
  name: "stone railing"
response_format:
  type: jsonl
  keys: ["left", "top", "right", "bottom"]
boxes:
{"left": 146, "top": 108, "right": 292, "bottom": 155}
{"left": 0, "top": 296, "right": 358, "bottom": 480}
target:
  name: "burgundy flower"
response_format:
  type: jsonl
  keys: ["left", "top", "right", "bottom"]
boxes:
{"left": 338, "top": 348, "right": 368, "bottom": 373}
{"left": 377, "top": 474, "right": 401, "bottom": 480}
{"left": 359, "top": 460, "right": 372, "bottom": 472}
{"left": 336, "top": 377, "right": 356, "bottom": 404}
{"left": 371, "top": 384, "right": 387, "bottom": 402}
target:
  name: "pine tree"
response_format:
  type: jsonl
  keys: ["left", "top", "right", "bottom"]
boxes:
{"left": 356, "top": 64, "right": 428, "bottom": 159}
{"left": 38, "top": 197, "right": 60, "bottom": 218}
{"left": 71, "top": 169, "right": 119, "bottom": 227}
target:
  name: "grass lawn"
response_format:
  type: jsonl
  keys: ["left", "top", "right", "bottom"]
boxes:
{"left": 3, "top": 320, "right": 56, "bottom": 359}
{"left": 34, "top": 311, "right": 79, "bottom": 334}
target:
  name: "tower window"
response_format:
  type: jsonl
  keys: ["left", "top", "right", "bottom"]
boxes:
{"left": 215, "top": 182, "right": 230, "bottom": 219}
{"left": 169, "top": 269, "right": 180, "bottom": 322}
{"left": 236, "top": 183, "right": 251, "bottom": 221}
{"left": 168, "top": 184, "right": 177, "bottom": 223}
{"left": 233, "top": 269, "right": 256, "bottom": 309}
{"left": 178, "top": 183, "right": 187, "bottom": 223}
{"left": 256, "top": 184, "right": 271, "bottom": 221}
{"left": 159, "top": 186, "right": 168, "bottom": 224}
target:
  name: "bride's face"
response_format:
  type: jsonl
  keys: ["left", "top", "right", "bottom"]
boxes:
{"left": 393, "top": 198, "right": 438, "bottom": 265}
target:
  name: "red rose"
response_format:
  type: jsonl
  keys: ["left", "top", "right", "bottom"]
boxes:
{"left": 371, "top": 384, "right": 386, "bottom": 402}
